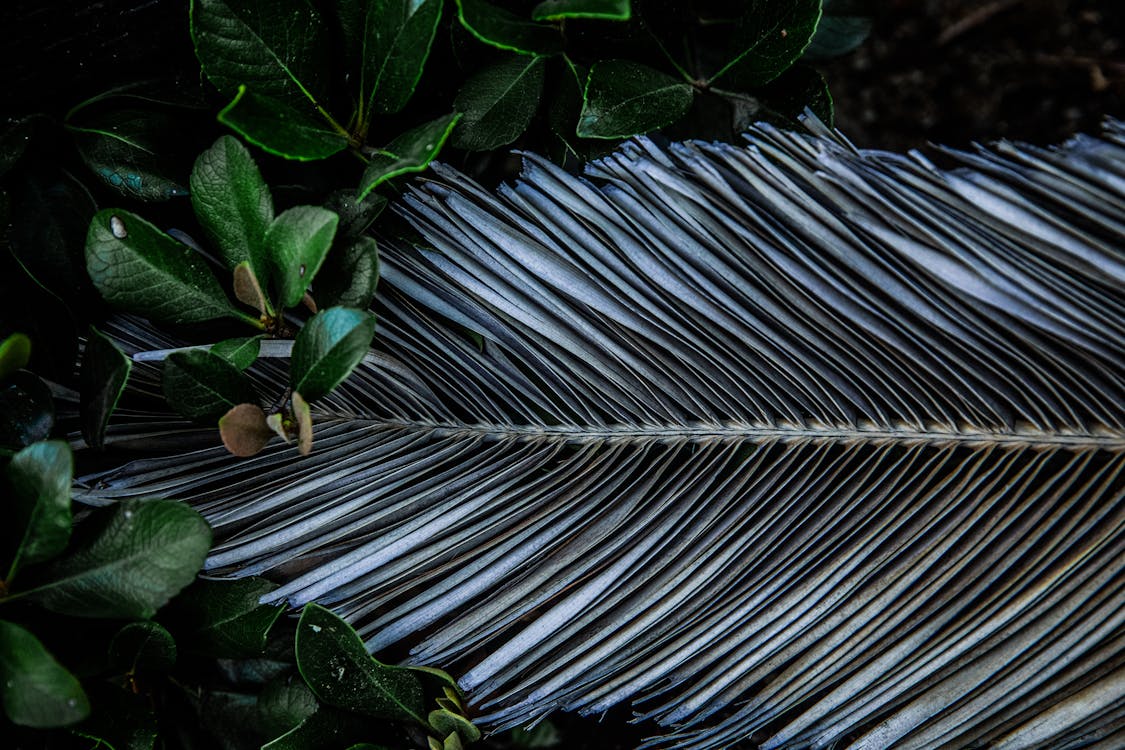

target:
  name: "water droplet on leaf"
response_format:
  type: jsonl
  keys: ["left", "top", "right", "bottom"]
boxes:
{"left": 110, "top": 215, "right": 128, "bottom": 239}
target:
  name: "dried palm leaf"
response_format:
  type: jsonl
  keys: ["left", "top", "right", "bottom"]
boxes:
{"left": 79, "top": 118, "right": 1125, "bottom": 749}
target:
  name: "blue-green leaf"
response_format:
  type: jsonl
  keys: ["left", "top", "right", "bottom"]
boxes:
{"left": 291, "top": 307, "right": 377, "bottom": 402}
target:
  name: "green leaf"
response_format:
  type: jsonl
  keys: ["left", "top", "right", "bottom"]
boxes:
{"left": 8, "top": 168, "right": 97, "bottom": 306}
{"left": 315, "top": 236, "right": 379, "bottom": 310}
{"left": 339, "top": 0, "right": 444, "bottom": 120}
{"left": 80, "top": 325, "right": 132, "bottom": 451}
{"left": 455, "top": 0, "right": 563, "bottom": 55}
{"left": 452, "top": 55, "right": 546, "bottom": 151}
{"left": 263, "top": 705, "right": 377, "bottom": 750}
{"left": 429, "top": 709, "right": 481, "bottom": 742}
{"left": 577, "top": 60, "right": 693, "bottom": 138}
{"left": 357, "top": 113, "right": 460, "bottom": 200}
{"left": 709, "top": 0, "right": 822, "bottom": 87}
{"left": 211, "top": 335, "right": 262, "bottom": 370}
{"left": 265, "top": 205, "right": 339, "bottom": 309}
{"left": 108, "top": 621, "right": 177, "bottom": 673}
{"left": 295, "top": 603, "right": 425, "bottom": 723}
{"left": 0, "top": 333, "right": 31, "bottom": 380}
{"left": 190, "top": 135, "right": 274, "bottom": 280}
{"left": 6, "top": 440, "right": 73, "bottom": 578}
{"left": 0, "top": 372, "right": 55, "bottom": 451}
{"left": 168, "top": 577, "right": 285, "bottom": 658}
{"left": 70, "top": 107, "right": 189, "bottom": 201}
{"left": 804, "top": 0, "right": 873, "bottom": 61}
{"left": 323, "top": 190, "right": 387, "bottom": 238}
{"left": 531, "top": 0, "right": 630, "bottom": 21}
{"left": 257, "top": 677, "right": 317, "bottom": 737}
{"left": 85, "top": 209, "right": 246, "bottom": 325}
{"left": 72, "top": 683, "right": 158, "bottom": 750}
{"left": 218, "top": 87, "right": 349, "bottom": 161}
{"left": 0, "top": 620, "right": 90, "bottom": 728}
{"left": 163, "top": 349, "right": 260, "bottom": 424}
{"left": 291, "top": 307, "right": 377, "bottom": 402}
{"left": 191, "top": 0, "right": 330, "bottom": 108}
{"left": 22, "top": 499, "right": 212, "bottom": 619}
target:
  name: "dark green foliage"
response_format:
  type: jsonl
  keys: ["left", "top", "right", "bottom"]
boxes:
{"left": 0, "top": 0, "right": 869, "bottom": 745}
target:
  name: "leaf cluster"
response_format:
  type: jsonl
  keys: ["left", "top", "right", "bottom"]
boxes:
{"left": 85, "top": 136, "right": 380, "bottom": 456}
{"left": 0, "top": 342, "right": 479, "bottom": 749}
{"left": 191, "top": 0, "right": 852, "bottom": 181}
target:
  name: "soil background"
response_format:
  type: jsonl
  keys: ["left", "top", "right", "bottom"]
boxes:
{"left": 820, "top": 0, "right": 1124, "bottom": 151}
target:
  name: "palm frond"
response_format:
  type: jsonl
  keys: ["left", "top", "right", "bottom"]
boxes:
{"left": 79, "top": 119, "right": 1125, "bottom": 749}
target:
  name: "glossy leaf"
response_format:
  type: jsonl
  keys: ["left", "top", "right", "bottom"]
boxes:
{"left": 295, "top": 603, "right": 425, "bottom": 722}
{"left": 191, "top": 0, "right": 329, "bottom": 107}
{"left": 0, "top": 620, "right": 90, "bottom": 728}
{"left": 219, "top": 403, "right": 275, "bottom": 457}
{"left": 804, "top": 0, "right": 873, "bottom": 60}
{"left": 108, "top": 620, "right": 177, "bottom": 673}
{"left": 211, "top": 336, "right": 262, "bottom": 370}
{"left": 80, "top": 325, "right": 132, "bottom": 451}
{"left": 710, "top": 0, "right": 822, "bottom": 86}
{"left": 0, "top": 333, "right": 31, "bottom": 380}
{"left": 452, "top": 55, "right": 546, "bottom": 151}
{"left": 6, "top": 440, "right": 73, "bottom": 577}
{"left": 455, "top": 0, "right": 563, "bottom": 55}
{"left": 531, "top": 0, "right": 630, "bottom": 21}
{"left": 0, "top": 372, "right": 54, "bottom": 451}
{"left": 577, "top": 60, "right": 693, "bottom": 138}
{"left": 265, "top": 205, "right": 339, "bottom": 308}
{"left": 70, "top": 107, "right": 189, "bottom": 201}
{"left": 357, "top": 113, "right": 459, "bottom": 200}
{"left": 166, "top": 577, "right": 285, "bottom": 657}
{"left": 190, "top": 135, "right": 274, "bottom": 279}
{"left": 263, "top": 705, "right": 376, "bottom": 750}
{"left": 339, "top": 0, "right": 444, "bottom": 119}
{"left": 323, "top": 190, "right": 387, "bottom": 238}
{"left": 218, "top": 86, "right": 349, "bottom": 161}
{"left": 314, "top": 236, "right": 379, "bottom": 310}
{"left": 257, "top": 677, "right": 317, "bottom": 737}
{"left": 163, "top": 349, "right": 259, "bottom": 423}
{"left": 85, "top": 209, "right": 245, "bottom": 325}
{"left": 291, "top": 307, "right": 377, "bottom": 401}
{"left": 429, "top": 709, "right": 481, "bottom": 742}
{"left": 24, "top": 499, "right": 211, "bottom": 619}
